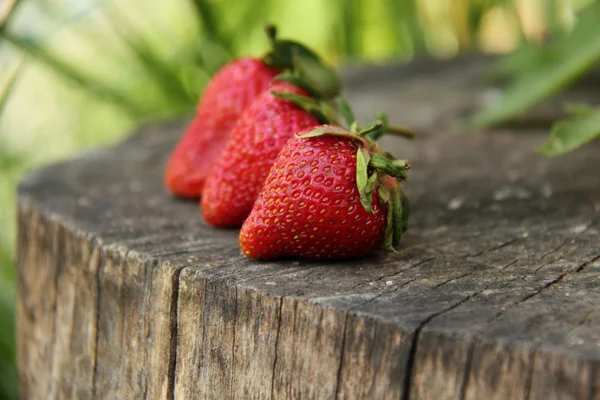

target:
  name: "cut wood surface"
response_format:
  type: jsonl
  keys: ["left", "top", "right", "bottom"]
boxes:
{"left": 17, "top": 57, "right": 600, "bottom": 399}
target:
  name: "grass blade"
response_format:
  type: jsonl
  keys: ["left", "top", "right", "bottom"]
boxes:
{"left": 100, "top": 5, "right": 193, "bottom": 108}
{"left": 0, "top": 0, "right": 23, "bottom": 32}
{"left": 0, "top": 58, "right": 26, "bottom": 122}
{"left": 1, "top": 30, "right": 146, "bottom": 117}
{"left": 539, "top": 107, "right": 600, "bottom": 156}
{"left": 467, "top": 17, "right": 600, "bottom": 129}
{"left": 337, "top": 0, "right": 361, "bottom": 57}
{"left": 188, "top": 0, "right": 232, "bottom": 54}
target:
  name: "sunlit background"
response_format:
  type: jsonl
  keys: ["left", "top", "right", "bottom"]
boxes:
{"left": 0, "top": 0, "right": 594, "bottom": 398}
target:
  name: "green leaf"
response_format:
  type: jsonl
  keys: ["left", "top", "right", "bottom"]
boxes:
{"left": 401, "top": 192, "right": 409, "bottom": 233}
{"left": 356, "top": 148, "right": 368, "bottom": 189}
{"left": 564, "top": 102, "right": 594, "bottom": 117}
{"left": 271, "top": 91, "right": 329, "bottom": 124}
{"left": 482, "top": 41, "right": 547, "bottom": 84}
{"left": 296, "top": 124, "right": 359, "bottom": 140}
{"left": 356, "top": 149, "right": 377, "bottom": 213}
{"left": 379, "top": 186, "right": 397, "bottom": 253}
{"left": 391, "top": 189, "right": 404, "bottom": 247}
{"left": 467, "top": 17, "right": 600, "bottom": 129}
{"left": 292, "top": 54, "right": 341, "bottom": 98}
{"left": 539, "top": 108, "right": 600, "bottom": 156}
{"left": 273, "top": 71, "right": 325, "bottom": 99}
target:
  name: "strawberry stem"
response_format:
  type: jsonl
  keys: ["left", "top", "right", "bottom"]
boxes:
{"left": 385, "top": 125, "right": 415, "bottom": 139}
{"left": 366, "top": 112, "right": 415, "bottom": 140}
{"left": 357, "top": 121, "right": 384, "bottom": 137}
{"left": 369, "top": 154, "right": 410, "bottom": 180}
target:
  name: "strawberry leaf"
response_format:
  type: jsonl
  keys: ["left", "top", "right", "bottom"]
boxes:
{"left": 391, "top": 189, "right": 404, "bottom": 247}
{"left": 271, "top": 91, "right": 330, "bottom": 123}
{"left": 378, "top": 186, "right": 397, "bottom": 253}
{"left": 356, "top": 148, "right": 370, "bottom": 211}
{"left": 383, "top": 191, "right": 396, "bottom": 253}
{"left": 292, "top": 54, "right": 341, "bottom": 98}
{"left": 401, "top": 193, "right": 409, "bottom": 233}
{"left": 273, "top": 71, "right": 325, "bottom": 99}
{"left": 297, "top": 125, "right": 360, "bottom": 141}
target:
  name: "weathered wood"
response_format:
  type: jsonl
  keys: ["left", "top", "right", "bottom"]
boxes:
{"left": 16, "top": 57, "right": 600, "bottom": 399}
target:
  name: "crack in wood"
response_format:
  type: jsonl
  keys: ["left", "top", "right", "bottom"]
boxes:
{"left": 140, "top": 259, "right": 156, "bottom": 398}
{"left": 576, "top": 254, "right": 600, "bottom": 272}
{"left": 402, "top": 288, "right": 487, "bottom": 400}
{"left": 229, "top": 285, "right": 238, "bottom": 400}
{"left": 334, "top": 313, "right": 349, "bottom": 399}
{"left": 534, "top": 222, "right": 596, "bottom": 272}
{"left": 91, "top": 245, "right": 105, "bottom": 398}
{"left": 166, "top": 267, "right": 183, "bottom": 400}
{"left": 458, "top": 341, "right": 476, "bottom": 400}
{"left": 490, "top": 254, "right": 600, "bottom": 323}
{"left": 464, "top": 238, "right": 521, "bottom": 260}
{"left": 89, "top": 240, "right": 102, "bottom": 396}
{"left": 501, "top": 259, "right": 519, "bottom": 270}
{"left": 433, "top": 268, "right": 478, "bottom": 289}
{"left": 350, "top": 277, "right": 419, "bottom": 312}
{"left": 199, "top": 275, "right": 209, "bottom": 392}
{"left": 48, "top": 221, "right": 62, "bottom": 397}
{"left": 588, "top": 361, "right": 598, "bottom": 399}
{"left": 352, "top": 258, "right": 437, "bottom": 293}
{"left": 524, "top": 350, "right": 536, "bottom": 400}
{"left": 270, "top": 297, "right": 283, "bottom": 400}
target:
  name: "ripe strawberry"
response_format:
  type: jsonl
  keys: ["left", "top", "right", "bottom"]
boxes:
{"left": 164, "top": 26, "right": 340, "bottom": 198}
{"left": 239, "top": 123, "right": 410, "bottom": 260}
{"left": 201, "top": 81, "right": 323, "bottom": 227}
{"left": 165, "top": 58, "right": 280, "bottom": 197}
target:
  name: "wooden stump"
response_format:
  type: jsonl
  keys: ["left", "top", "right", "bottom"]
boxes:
{"left": 16, "top": 58, "right": 600, "bottom": 399}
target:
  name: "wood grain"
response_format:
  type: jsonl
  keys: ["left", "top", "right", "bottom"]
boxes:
{"left": 16, "top": 57, "right": 600, "bottom": 399}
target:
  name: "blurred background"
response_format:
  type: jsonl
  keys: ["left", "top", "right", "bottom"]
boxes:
{"left": 0, "top": 0, "right": 597, "bottom": 398}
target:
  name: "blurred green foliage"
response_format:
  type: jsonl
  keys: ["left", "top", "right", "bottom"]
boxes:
{"left": 0, "top": 0, "right": 597, "bottom": 398}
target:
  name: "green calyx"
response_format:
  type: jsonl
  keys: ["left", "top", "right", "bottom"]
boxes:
{"left": 298, "top": 122, "right": 411, "bottom": 252}
{"left": 334, "top": 99, "right": 415, "bottom": 141}
{"left": 271, "top": 90, "right": 340, "bottom": 125}
{"left": 262, "top": 24, "right": 341, "bottom": 99}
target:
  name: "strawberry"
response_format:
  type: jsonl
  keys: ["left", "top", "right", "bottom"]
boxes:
{"left": 164, "top": 25, "right": 340, "bottom": 198}
{"left": 200, "top": 81, "right": 324, "bottom": 227}
{"left": 239, "top": 123, "right": 410, "bottom": 260}
{"left": 165, "top": 58, "right": 280, "bottom": 197}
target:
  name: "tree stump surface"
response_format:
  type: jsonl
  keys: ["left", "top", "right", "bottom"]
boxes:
{"left": 16, "top": 57, "right": 600, "bottom": 400}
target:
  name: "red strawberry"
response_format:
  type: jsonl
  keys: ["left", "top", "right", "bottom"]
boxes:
{"left": 239, "top": 124, "right": 410, "bottom": 260}
{"left": 164, "top": 25, "right": 340, "bottom": 198}
{"left": 201, "top": 81, "right": 323, "bottom": 227}
{"left": 165, "top": 58, "right": 279, "bottom": 197}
